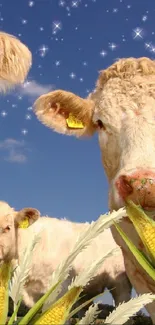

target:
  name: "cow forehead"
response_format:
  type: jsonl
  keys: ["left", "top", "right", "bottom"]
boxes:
{"left": 93, "top": 75, "right": 155, "bottom": 128}
{"left": 97, "top": 57, "right": 155, "bottom": 89}
{"left": 0, "top": 202, "right": 14, "bottom": 225}
{"left": 0, "top": 213, "right": 14, "bottom": 225}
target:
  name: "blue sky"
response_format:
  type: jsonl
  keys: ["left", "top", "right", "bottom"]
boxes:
{"left": 1, "top": 0, "right": 155, "bottom": 308}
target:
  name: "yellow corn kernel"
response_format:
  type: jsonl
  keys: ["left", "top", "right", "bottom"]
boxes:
{"left": 18, "top": 217, "right": 29, "bottom": 229}
{"left": 126, "top": 200, "right": 155, "bottom": 263}
{"left": 34, "top": 286, "right": 82, "bottom": 325}
{"left": 0, "top": 287, "right": 6, "bottom": 314}
{"left": 0, "top": 262, "right": 11, "bottom": 324}
{"left": 138, "top": 223, "right": 155, "bottom": 251}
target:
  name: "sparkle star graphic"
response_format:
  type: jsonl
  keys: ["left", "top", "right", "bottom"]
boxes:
{"left": 132, "top": 27, "right": 144, "bottom": 39}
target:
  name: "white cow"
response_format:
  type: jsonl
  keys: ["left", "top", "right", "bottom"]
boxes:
{"left": 0, "top": 201, "right": 131, "bottom": 311}
{"left": 33, "top": 56, "right": 155, "bottom": 323}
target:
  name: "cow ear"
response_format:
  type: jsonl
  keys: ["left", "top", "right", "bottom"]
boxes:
{"left": 15, "top": 208, "right": 40, "bottom": 228}
{"left": 33, "top": 90, "right": 96, "bottom": 137}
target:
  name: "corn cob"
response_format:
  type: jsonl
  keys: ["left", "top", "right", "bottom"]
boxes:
{"left": 34, "top": 286, "right": 82, "bottom": 325}
{"left": 0, "top": 262, "right": 11, "bottom": 324}
{"left": 126, "top": 200, "right": 155, "bottom": 265}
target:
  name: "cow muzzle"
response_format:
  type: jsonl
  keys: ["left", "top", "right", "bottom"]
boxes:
{"left": 115, "top": 169, "right": 155, "bottom": 211}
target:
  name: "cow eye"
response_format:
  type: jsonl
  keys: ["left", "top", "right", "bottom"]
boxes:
{"left": 4, "top": 226, "right": 11, "bottom": 233}
{"left": 96, "top": 119, "right": 106, "bottom": 130}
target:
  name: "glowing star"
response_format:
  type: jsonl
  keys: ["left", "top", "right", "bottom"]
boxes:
{"left": 55, "top": 61, "right": 61, "bottom": 66}
{"left": 25, "top": 114, "right": 31, "bottom": 120}
{"left": 22, "top": 81, "right": 29, "bottom": 88}
{"left": 145, "top": 42, "right": 151, "bottom": 49}
{"left": 59, "top": 0, "right": 65, "bottom": 6}
{"left": 28, "top": 1, "right": 34, "bottom": 6}
{"left": 1, "top": 111, "right": 7, "bottom": 117}
{"left": 70, "top": 72, "right": 76, "bottom": 79}
{"left": 71, "top": 1, "right": 79, "bottom": 7}
{"left": 132, "top": 27, "right": 144, "bottom": 40}
{"left": 113, "top": 8, "right": 118, "bottom": 13}
{"left": 151, "top": 46, "right": 155, "bottom": 54}
{"left": 38, "top": 45, "right": 49, "bottom": 57}
{"left": 142, "top": 15, "right": 147, "bottom": 22}
{"left": 21, "top": 19, "right": 27, "bottom": 24}
{"left": 52, "top": 21, "right": 62, "bottom": 34}
{"left": 109, "top": 43, "right": 117, "bottom": 50}
{"left": 21, "top": 129, "right": 28, "bottom": 135}
{"left": 100, "top": 50, "right": 107, "bottom": 57}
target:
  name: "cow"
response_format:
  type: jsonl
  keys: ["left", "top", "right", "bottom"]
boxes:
{"left": 33, "top": 56, "right": 155, "bottom": 323}
{"left": 0, "top": 201, "right": 131, "bottom": 315}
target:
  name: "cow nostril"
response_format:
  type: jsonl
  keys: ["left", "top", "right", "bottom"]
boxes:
{"left": 120, "top": 176, "right": 133, "bottom": 194}
{"left": 116, "top": 175, "right": 134, "bottom": 200}
{"left": 116, "top": 171, "right": 155, "bottom": 207}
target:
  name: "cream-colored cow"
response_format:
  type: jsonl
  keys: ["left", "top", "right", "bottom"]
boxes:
{"left": 33, "top": 57, "right": 155, "bottom": 323}
{"left": 0, "top": 201, "right": 131, "bottom": 311}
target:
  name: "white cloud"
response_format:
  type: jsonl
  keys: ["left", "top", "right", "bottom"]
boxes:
{"left": 0, "top": 139, "right": 28, "bottom": 163}
{"left": 19, "top": 80, "right": 54, "bottom": 98}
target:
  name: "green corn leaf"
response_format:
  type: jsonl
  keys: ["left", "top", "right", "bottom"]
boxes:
{"left": 18, "top": 280, "right": 61, "bottom": 325}
{"left": 8, "top": 297, "right": 22, "bottom": 325}
{"left": 67, "top": 290, "right": 109, "bottom": 320}
{"left": 114, "top": 222, "right": 155, "bottom": 281}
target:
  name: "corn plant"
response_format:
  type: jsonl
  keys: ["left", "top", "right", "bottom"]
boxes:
{"left": 0, "top": 206, "right": 153, "bottom": 325}
{"left": 114, "top": 200, "right": 155, "bottom": 281}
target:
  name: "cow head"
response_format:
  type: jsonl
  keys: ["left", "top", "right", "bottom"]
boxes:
{"left": 33, "top": 57, "right": 155, "bottom": 213}
{"left": 0, "top": 201, "right": 40, "bottom": 262}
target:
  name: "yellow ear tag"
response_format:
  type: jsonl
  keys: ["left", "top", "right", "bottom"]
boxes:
{"left": 18, "top": 217, "right": 29, "bottom": 229}
{"left": 66, "top": 113, "right": 84, "bottom": 129}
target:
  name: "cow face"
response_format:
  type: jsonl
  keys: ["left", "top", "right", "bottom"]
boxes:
{"left": 0, "top": 201, "right": 40, "bottom": 263}
{"left": 33, "top": 57, "right": 155, "bottom": 213}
